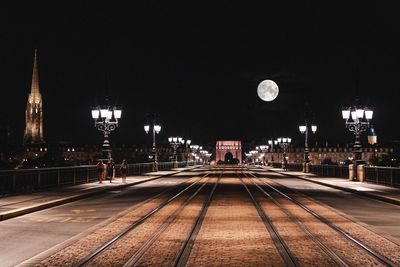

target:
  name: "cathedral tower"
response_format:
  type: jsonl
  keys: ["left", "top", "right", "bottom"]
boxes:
{"left": 23, "top": 49, "right": 44, "bottom": 145}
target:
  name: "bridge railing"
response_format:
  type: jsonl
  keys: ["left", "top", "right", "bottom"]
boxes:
{"left": 308, "top": 164, "right": 349, "bottom": 178}
{"left": 283, "top": 163, "right": 400, "bottom": 187}
{"left": 364, "top": 166, "right": 400, "bottom": 187}
{"left": 0, "top": 161, "right": 202, "bottom": 195}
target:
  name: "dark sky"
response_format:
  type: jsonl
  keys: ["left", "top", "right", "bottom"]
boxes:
{"left": 1, "top": 1, "right": 399, "bottom": 150}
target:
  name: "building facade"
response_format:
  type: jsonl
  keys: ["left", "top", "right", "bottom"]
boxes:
{"left": 216, "top": 141, "right": 242, "bottom": 164}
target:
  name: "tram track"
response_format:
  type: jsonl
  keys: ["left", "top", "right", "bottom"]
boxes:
{"left": 26, "top": 171, "right": 210, "bottom": 267}
{"left": 237, "top": 171, "right": 299, "bottom": 267}
{"left": 248, "top": 171, "right": 398, "bottom": 267}
{"left": 74, "top": 172, "right": 213, "bottom": 266}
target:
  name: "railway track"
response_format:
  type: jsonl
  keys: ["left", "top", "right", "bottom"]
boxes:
{"left": 237, "top": 171, "right": 300, "bottom": 267}
{"left": 74, "top": 171, "right": 220, "bottom": 267}
{"left": 247, "top": 171, "right": 397, "bottom": 267}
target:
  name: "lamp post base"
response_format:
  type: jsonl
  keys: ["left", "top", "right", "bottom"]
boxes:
{"left": 302, "top": 162, "right": 310, "bottom": 173}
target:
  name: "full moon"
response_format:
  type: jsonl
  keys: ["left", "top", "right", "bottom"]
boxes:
{"left": 257, "top": 80, "right": 279, "bottom": 102}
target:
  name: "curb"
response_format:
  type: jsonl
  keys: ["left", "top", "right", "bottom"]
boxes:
{"left": 270, "top": 170, "right": 400, "bottom": 206}
{"left": 0, "top": 167, "right": 198, "bottom": 221}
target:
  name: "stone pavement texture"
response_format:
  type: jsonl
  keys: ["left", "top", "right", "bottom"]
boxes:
{"left": 0, "top": 167, "right": 196, "bottom": 221}
{"left": 268, "top": 168, "right": 400, "bottom": 206}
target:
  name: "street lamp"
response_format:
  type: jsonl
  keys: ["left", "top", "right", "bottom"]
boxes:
{"left": 168, "top": 136, "right": 183, "bottom": 167}
{"left": 299, "top": 121, "right": 317, "bottom": 165}
{"left": 91, "top": 104, "right": 122, "bottom": 160}
{"left": 277, "top": 137, "right": 291, "bottom": 170}
{"left": 268, "top": 139, "right": 278, "bottom": 164}
{"left": 190, "top": 144, "right": 200, "bottom": 163}
{"left": 341, "top": 105, "right": 373, "bottom": 161}
{"left": 256, "top": 145, "right": 269, "bottom": 165}
{"left": 180, "top": 139, "right": 191, "bottom": 164}
{"left": 144, "top": 121, "right": 161, "bottom": 164}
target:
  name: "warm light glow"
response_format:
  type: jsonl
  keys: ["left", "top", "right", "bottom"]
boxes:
{"left": 356, "top": 108, "right": 364, "bottom": 119}
{"left": 342, "top": 109, "right": 350, "bottom": 120}
{"left": 277, "top": 138, "right": 282, "bottom": 143}
{"left": 287, "top": 138, "right": 292, "bottom": 143}
{"left": 154, "top": 125, "right": 161, "bottom": 133}
{"left": 100, "top": 109, "right": 108, "bottom": 118}
{"left": 311, "top": 125, "right": 317, "bottom": 133}
{"left": 282, "top": 138, "right": 287, "bottom": 143}
{"left": 268, "top": 140, "right": 272, "bottom": 145}
{"left": 106, "top": 110, "right": 113, "bottom": 120}
{"left": 91, "top": 109, "right": 100, "bottom": 119}
{"left": 144, "top": 125, "right": 150, "bottom": 133}
{"left": 187, "top": 139, "right": 191, "bottom": 145}
{"left": 173, "top": 137, "right": 178, "bottom": 142}
{"left": 351, "top": 111, "right": 357, "bottom": 120}
{"left": 365, "top": 109, "right": 373, "bottom": 120}
{"left": 299, "top": 125, "right": 306, "bottom": 134}
{"left": 114, "top": 109, "right": 122, "bottom": 119}
{"left": 168, "top": 137, "right": 173, "bottom": 142}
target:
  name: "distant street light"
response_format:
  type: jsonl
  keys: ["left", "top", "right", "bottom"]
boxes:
{"left": 256, "top": 145, "right": 269, "bottom": 165}
{"left": 91, "top": 103, "right": 122, "bottom": 160}
{"left": 190, "top": 144, "right": 200, "bottom": 162}
{"left": 268, "top": 139, "right": 278, "bottom": 164}
{"left": 341, "top": 104, "right": 373, "bottom": 161}
{"left": 180, "top": 139, "right": 191, "bottom": 165}
{"left": 299, "top": 121, "right": 317, "bottom": 165}
{"left": 144, "top": 120, "right": 161, "bottom": 164}
{"left": 277, "top": 137, "right": 291, "bottom": 170}
{"left": 168, "top": 136, "right": 183, "bottom": 168}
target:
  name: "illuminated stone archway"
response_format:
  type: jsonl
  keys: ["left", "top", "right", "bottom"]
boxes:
{"left": 216, "top": 141, "right": 242, "bottom": 164}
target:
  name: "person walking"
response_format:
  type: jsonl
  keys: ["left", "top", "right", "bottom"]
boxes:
{"left": 107, "top": 159, "right": 115, "bottom": 183}
{"left": 96, "top": 160, "right": 105, "bottom": 183}
{"left": 120, "top": 159, "right": 128, "bottom": 183}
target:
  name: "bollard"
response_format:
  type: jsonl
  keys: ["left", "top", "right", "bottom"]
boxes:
{"left": 348, "top": 164, "right": 354, "bottom": 181}
{"left": 303, "top": 162, "right": 310, "bottom": 173}
{"left": 357, "top": 164, "right": 365, "bottom": 182}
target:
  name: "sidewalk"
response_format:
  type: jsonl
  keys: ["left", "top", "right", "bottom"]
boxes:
{"left": 267, "top": 168, "right": 400, "bottom": 206}
{"left": 0, "top": 167, "right": 197, "bottom": 221}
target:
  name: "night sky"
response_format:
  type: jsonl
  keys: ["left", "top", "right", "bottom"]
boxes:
{"left": 1, "top": 1, "right": 399, "bottom": 150}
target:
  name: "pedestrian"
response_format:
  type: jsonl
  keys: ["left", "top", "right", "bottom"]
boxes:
{"left": 96, "top": 160, "right": 104, "bottom": 183}
{"left": 120, "top": 159, "right": 128, "bottom": 183}
{"left": 107, "top": 159, "right": 115, "bottom": 183}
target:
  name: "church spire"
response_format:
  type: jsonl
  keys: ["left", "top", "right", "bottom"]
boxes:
{"left": 30, "top": 49, "right": 40, "bottom": 98}
{"left": 23, "top": 49, "right": 44, "bottom": 145}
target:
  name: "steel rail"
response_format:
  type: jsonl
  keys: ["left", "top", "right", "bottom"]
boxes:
{"left": 246, "top": 173, "right": 349, "bottom": 267}
{"left": 239, "top": 172, "right": 299, "bottom": 267}
{"left": 174, "top": 172, "right": 222, "bottom": 267}
{"left": 249, "top": 172, "right": 397, "bottom": 267}
{"left": 74, "top": 173, "right": 209, "bottom": 267}
{"left": 122, "top": 177, "right": 212, "bottom": 266}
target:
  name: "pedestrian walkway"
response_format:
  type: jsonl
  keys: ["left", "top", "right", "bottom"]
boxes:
{"left": 0, "top": 167, "right": 197, "bottom": 221}
{"left": 267, "top": 168, "right": 400, "bottom": 206}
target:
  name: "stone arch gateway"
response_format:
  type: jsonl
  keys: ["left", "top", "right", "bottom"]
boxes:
{"left": 216, "top": 141, "right": 242, "bottom": 164}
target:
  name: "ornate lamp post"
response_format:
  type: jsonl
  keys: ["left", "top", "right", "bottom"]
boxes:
{"left": 277, "top": 137, "right": 291, "bottom": 169}
{"left": 144, "top": 121, "right": 161, "bottom": 164}
{"left": 190, "top": 144, "right": 199, "bottom": 163}
{"left": 91, "top": 104, "right": 122, "bottom": 160}
{"left": 268, "top": 139, "right": 278, "bottom": 164}
{"left": 199, "top": 149, "right": 211, "bottom": 164}
{"left": 256, "top": 145, "right": 269, "bottom": 165}
{"left": 180, "top": 139, "right": 191, "bottom": 164}
{"left": 341, "top": 105, "right": 373, "bottom": 161}
{"left": 299, "top": 122, "right": 317, "bottom": 164}
{"left": 249, "top": 150, "right": 258, "bottom": 164}
{"left": 168, "top": 136, "right": 183, "bottom": 168}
